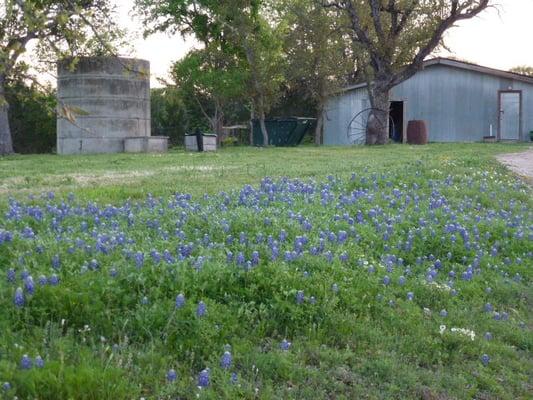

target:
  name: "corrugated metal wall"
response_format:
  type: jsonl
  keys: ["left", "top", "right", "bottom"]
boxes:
{"left": 324, "top": 64, "right": 533, "bottom": 144}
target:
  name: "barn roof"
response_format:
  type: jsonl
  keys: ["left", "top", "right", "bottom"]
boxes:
{"left": 341, "top": 57, "right": 533, "bottom": 93}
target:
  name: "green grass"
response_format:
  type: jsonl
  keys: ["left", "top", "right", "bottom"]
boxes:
{"left": 0, "top": 143, "right": 532, "bottom": 399}
{"left": 0, "top": 143, "right": 529, "bottom": 202}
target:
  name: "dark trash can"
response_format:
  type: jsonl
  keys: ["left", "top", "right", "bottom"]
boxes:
{"left": 252, "top": 117, "right": 316, "bottom": 146}
{"left": 185, "top": 132, "right": 217, "bottom": 152}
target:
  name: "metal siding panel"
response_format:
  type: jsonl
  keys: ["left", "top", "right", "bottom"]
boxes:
{"left": 323, "top": 64, "right": 533, "bottom": 145}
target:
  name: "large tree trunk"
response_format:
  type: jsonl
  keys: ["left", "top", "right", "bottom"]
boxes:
{"left": 314, "top": 101, "right": 325, "bottom": 145}
{"left": 0, "top": 75, "right": 14, "bottom": 155}
{"left": 366, "top": 84, "right": 390, "bottom": 145}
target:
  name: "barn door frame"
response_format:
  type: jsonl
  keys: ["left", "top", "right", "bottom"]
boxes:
{"left": 498, "top": 90, "right": 522, "bottom": 141}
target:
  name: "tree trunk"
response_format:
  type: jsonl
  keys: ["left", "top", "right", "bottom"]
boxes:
{"left": 366, "top": 85, "right": 390, "bottom": 145}
{"left": 314, "top": 102, "right": 325, "bottom": 145}
{"left": 258, "top": 96, "right": 269, "bottom": 146}
{"left": 0, "top": 75, "right": 14, "bottom": 155}
{"left": 249, "top": 104, "right": 255, "bottom": 145}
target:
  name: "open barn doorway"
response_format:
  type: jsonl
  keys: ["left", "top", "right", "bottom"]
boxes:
{"left": 389, "top": 101, "right": 404, "bottom": 143}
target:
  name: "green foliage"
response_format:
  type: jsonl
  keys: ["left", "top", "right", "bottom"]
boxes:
{"left": 151, "top": 87, "right": 188, "bottom": 145}
{"left": 5, "top": 78, "right": 56, "bottom": 154}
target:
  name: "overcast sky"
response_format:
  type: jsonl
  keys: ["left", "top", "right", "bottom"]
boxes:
{"left": 117, "top": 0, "right": 533, "bottom": 87}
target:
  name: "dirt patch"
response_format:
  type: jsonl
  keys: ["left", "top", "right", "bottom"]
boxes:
{"left": 496, "top": 148, "right": 533, "bottom": 186}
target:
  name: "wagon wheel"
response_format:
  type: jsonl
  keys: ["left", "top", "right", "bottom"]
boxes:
{"left": 347, "top": 107, "right": 395, "bottom": 145}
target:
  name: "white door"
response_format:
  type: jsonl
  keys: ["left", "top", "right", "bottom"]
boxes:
{"left": 499, "top": 91, "right": 521, "bottom": 140}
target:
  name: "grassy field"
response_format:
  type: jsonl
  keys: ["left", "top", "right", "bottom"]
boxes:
{"left": 0, "top": 143, "right": 532, "bottom": 399}
{"left": 0, "top": 143, "right": 529, "bottom": 202}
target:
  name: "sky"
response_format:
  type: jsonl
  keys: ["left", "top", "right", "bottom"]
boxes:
{"left": 97, "top": 0, "right": 533, "bottom": 87}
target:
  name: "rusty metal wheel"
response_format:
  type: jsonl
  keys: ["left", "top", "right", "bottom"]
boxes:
{"left": 347, "top": 107, "right": 394, "bottom": 145}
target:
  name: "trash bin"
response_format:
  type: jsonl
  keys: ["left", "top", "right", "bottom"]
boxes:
{"left": 185, "top": 133, "right": 217, "bottom": 152}
{"left": 252, "top": 117, "right": 316, "bottom": 146}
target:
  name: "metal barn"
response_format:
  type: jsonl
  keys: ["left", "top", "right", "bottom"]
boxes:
{"left": 323, "top": 58, "right": 533, "bottom": 145}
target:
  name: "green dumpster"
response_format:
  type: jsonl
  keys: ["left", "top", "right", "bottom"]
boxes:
{"left": 252, "top": 117, "right": 316, "bottom": 146}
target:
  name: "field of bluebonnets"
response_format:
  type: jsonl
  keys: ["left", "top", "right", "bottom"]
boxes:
{"left": 0, "top": 144, "right": 532, "bottom": 399}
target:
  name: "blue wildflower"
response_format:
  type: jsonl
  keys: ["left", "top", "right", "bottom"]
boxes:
{"left": 7, "top": 268, "right": 16, "bottom": 283}
{"left": 331, "top": 283, "right": 339, "bottom": 293}
{"left": 24, "top": 276, "right": 35, "bottom": 295}
{"left": 196, "top": 301, "right": 206, "bottom": 317}
{"left": 220, "top": 351, "right": 232, "bottom": 369}
{"left": 175, "top": 293, "right": 185, "bottom": 309}
{"left": 230, "top": 372, "right": 238, "bottom": 384}
{"left": 280, "top": 339, "right": 291, "bottom": 351}
{"left": 440, "top": 309, "right": 448, "bottom": 318}
{"left": 49, "top": 274, "right": 59, "bottom": 286}
{"left": 2, "top": 382, "right": 10, "bottom": 391}
{"left": 296, "top": 290, "right": 305, "bottom": 304}
{"left": 13, "top": 287, "right": 24, "bottom": 307}
{"left": 38, "top": 275, "right": 47, "bottom": 286}
{"left": 383, "top": 275, "right": 391, "bottom": 286}
{"left": 481, "top": 354, "right": 490, "bottom": 366}
{"left": 406, "top": 292, "right": 414, "bottom": 301}
{"left": 20, "top": 354, "right": 32, "bottom": 370}
{"left": 484, "top": 332, "right": 493, "bottom": 340}
{"left": 166, "top": 369, "right": 177, "bottom": 382}
{"left": 35, "top": 356, "right": 44, "bottom": 368}
{"left": 197, "top": 368, "right": 210, "bottom": 388}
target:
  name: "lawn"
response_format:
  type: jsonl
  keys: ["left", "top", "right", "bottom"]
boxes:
{"left": 0, "top": 143, "right": 532, "bottom": 399}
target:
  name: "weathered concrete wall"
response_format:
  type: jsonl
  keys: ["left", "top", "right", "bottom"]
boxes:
{"left": 57, "top": 57, "right": 150, "bottom": 154}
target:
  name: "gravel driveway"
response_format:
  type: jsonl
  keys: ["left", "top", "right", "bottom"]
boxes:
{"left": 496, "top": 148, "right": 533, "bottom": 185}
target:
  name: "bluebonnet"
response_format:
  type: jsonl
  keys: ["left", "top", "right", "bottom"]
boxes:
{"left": 166, "top": 369, "right": 177, "bottom": 382}
{"left": 481, "top": 354, "right": 490, "bottom": 366}
{"left": 406, "top": 292, "right": 414, "bottom": 301}
{"left": 175, "top": 293, "right": 185, "bottom": 308}
{"left": 141, "top": 296, "right": 149, "bottom": 305}
{"left": 197, "top": 368, "right": 210, "bottom": 387}
{"left": 196, "top": 301, "right": 206, "bottom": 317}
{"left": 280, "top": 339, "right": 291, "bottom": 351}
{"left": 7, "top": 268, "right": 16, "bottom": 283}
{"left": 484, "top": 332, "right": 493, "bottom": 340}
{"left": 14, "top": 287, "right": 25, "bottom": 307}
{"left": 296, "top": 290, "right": 305, "bottom": 304}
{"left": 20, "top": 354, "right": 32, "bottom": 369}
{"left": 49, "top": 274, "right": 59, "bottom": 286}
{"left": 38, "top": 275, "right": 47, "bottom": 286}
{"left": 440, "top": 309, "right": 448, "bottom": 318}
{"left": 383, "top": 275, "right": 391, "bottom": 286}
{"left": 230, "top": 372, "right": 238, "bottom": 384}
{"left": 2, "top": 382, "right": 10, "bottom": 391}
{"left": 331, "top": 283, "right": 339, "bottom": 293}
{"left": 35, "top": 356, "right": 44, "bottom": 368}
{"left": 220, "top": 351, "right": 232, "bottom": 369}
{"left": 24, "top": 276, "right": 35, "bottom": 294}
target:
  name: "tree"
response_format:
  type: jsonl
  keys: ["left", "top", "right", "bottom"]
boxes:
{"left": 510, "top": 66, "right": 533, "bottom": 77}
{"left": 280, "top": 0, "right": 353, "bottom": 144}
{"left": 5, "top": 67, "right": 56, "bottom": 153}
{"left": 171, "top": 45, "right": 248, "bottom": 136}
{"left": 227, "top": 4, "right": 285, "bottom": 146}
{"left": 0, "top": 0, "right": 122, "bottom": 155}
{"left": 136, "top": 0, "right": 285, "bottom": 146}
{"left": 323, "top": 0, "right": 491, "bottom": 145}
{"left": 151, "top": 87, "right": 188, "bottom": 145}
